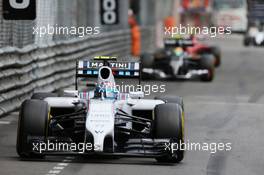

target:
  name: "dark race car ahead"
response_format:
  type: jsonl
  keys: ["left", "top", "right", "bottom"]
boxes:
{"left": 17, "top": 56, "right": 185, "bottom": 163}
{"left": 141, "top": 38, "right": 216, "bottom": 82}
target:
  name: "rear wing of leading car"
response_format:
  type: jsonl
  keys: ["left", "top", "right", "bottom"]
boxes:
{"left": 164, "top": 38, "right": 194, "bottom": 48}
{"left": 75, "top": 56, "right": 141, "bottom": 89}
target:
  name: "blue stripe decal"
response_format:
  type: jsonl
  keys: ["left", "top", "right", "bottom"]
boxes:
{"left": 84, "top": 61, "right": 88, "bottom": 68}
{"left": 131, "top": 63, "right": 134, "bottom": 70}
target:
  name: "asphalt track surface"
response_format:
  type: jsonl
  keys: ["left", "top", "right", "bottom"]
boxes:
{"left": 1, "top": 35, "right": 264, "bottom": 175}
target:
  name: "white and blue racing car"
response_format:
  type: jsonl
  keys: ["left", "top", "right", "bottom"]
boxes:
{"left": 17, "top": 57, "right": 185, "bottom": 163}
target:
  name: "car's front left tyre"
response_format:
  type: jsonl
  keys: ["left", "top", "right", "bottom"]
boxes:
{"left": 141, "top": 53, "right": 154, "bottom": 68}
{"left": 17, "top": 100, "right": 49, "bottom": 158}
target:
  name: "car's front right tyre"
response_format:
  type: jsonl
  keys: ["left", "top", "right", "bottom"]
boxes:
{"left": 155, "top": 96, "right": 184, "bottom": 110}
{"left": 17, "top": 100, "right": 49, "bottom": 158}
{"left": 154, "top": 103, "right": 185, "bottom": 163}
{"left": 211, "top": 47, "right": 221, "bottom": 67}
{"left": 200, "top": 54, "right": 215, "bottom": 82}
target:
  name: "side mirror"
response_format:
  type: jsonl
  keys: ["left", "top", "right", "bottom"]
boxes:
{"left": 129, "top": 91, "right": 144, "bottom": 99}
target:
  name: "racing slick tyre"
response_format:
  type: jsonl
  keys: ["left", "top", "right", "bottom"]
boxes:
{"left": 243, "top": 37, "right": 250, "bottom": 46}
{"left": 200, "top": 55, "right": 215, "bottom": 82}
{"left": 154, "top": 103, "right": 184, "bottom": 163}
{"left": 141, "top": 53, "right": 154, "bottom": 68}
{"left": 211, "top": 47, "right": 221, "bottom": 67}
{"left": 31, "top": 92, "right": 58, "bottom": 100}
{"left": 154, "top": 96, "right": 184, "bottom": 110}
{"left": 243, "top": 36, "right": 254, "bottom": 47}
{"left": 17, "top": 100, "right": 49, "bottom": 158}
{"left": 141, "top": 53, "right": 155, "bottom": 79}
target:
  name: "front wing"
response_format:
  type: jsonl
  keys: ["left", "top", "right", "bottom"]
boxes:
{"left": 28, "top": 138, "right": 173, "bottom": 158}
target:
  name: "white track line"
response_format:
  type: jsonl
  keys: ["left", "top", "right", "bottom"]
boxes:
{"left": 45, "top": 157, "right": 74, "bottom": 175}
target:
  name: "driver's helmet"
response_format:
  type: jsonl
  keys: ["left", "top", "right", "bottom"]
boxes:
{"left": 94, "top": 81, "right": 118, "bottom": 99}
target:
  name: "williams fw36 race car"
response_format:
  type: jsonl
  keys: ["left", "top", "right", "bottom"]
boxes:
{"left": 141, "top": 38, "right": 216, "bottom": 82}
{"left": 17, "top": 57, "right": 185, "bottom": 163}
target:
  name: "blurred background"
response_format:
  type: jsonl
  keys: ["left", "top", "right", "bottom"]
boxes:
{"left": 0, "top": 0, "right": 257, "bottom": 48}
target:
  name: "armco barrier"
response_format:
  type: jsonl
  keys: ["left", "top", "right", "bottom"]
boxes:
{"left": 0, "top": 30, "right": 131, "bottom": 117}
{"left": 0, "top": 27, "right": 156, "bottom": 117}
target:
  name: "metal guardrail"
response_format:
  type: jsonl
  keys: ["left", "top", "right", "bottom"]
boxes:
{"left": 0, "top": 30, "right": 132, "bottom": 117}
{"left": 0, "top": 27, "right": 156, "bottom": 117}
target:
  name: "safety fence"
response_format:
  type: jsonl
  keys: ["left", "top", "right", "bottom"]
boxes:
{"left": 0, "top": 27, "right": 155, "bottom": 117}
{"left": 0, "top": 30, "right": 132, "bottom": 117}
{"left": 0, "top": 0, "right": 170, "bottom": 117}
